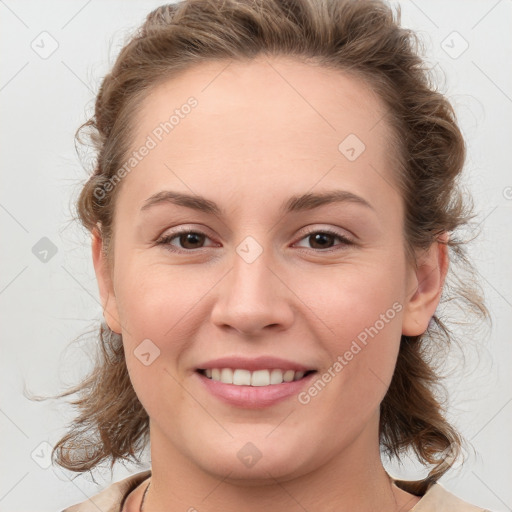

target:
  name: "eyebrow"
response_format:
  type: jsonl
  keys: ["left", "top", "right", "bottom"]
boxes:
{"left": 140, "top": 189, "right": 375, "bottom": 216}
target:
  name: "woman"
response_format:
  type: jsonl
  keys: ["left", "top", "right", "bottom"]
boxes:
{"left": 52, "top": 0, "right": 492, "bottom": 510}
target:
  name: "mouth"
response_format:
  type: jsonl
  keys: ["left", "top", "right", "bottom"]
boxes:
{"left": 196, "top": 368, "right": 318, "bottom": 386}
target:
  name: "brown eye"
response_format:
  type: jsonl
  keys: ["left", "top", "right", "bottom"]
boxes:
{"left": 308, "top": 232, "right": 336, "bottom": 249}
{"left": 294, "top": 229, "right": 354, "bottom": 252}
{"left": 156, "top": 229, "right": 216, "bottom": 252}
{"left": 178, "top": 232, "right": 206, "bottom": 249}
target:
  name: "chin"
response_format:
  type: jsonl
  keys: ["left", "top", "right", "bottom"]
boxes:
{"left": 187, "top": 434, "right": 315, "bottom": 485}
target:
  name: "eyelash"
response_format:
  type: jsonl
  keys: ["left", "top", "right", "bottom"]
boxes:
{"left": 155, "top": 227, "right": 355, "bottom": 254}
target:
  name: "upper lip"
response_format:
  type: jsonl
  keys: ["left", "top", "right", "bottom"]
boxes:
{"left": 196, "top": 356, "right": 316, "bottom": 372}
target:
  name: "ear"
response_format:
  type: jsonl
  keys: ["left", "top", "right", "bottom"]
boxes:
{"left": 402, "top": 232, "right": 449, "bottom": 336}
{"left": 91, "top": 225, "right": 122, "bottom": 334}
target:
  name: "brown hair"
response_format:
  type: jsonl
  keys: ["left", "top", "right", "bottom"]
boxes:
{"left": 29, "top": 0, "right": 488, "bottom": 494}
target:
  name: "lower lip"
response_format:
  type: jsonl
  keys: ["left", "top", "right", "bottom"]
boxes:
{"left": 195, "top": 371, "right": 316, "bottom": 409}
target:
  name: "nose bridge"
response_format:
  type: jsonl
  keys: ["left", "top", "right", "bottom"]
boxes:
{"left": 210, "top": 238, "right": 294, "bottom": 334}
{"left": 231, "top": 244, "right": 275, "bottom": 300}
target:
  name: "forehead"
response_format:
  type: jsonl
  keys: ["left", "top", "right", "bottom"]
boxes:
{"left": 116, "top": 56, "right": 400, "bottom": 216}
{"left": 135, "top": 56, "right": 390, "bottom": 148}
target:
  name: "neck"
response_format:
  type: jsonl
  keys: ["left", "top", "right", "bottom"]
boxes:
{"left": 142, "top": 419, "right": 419, "bottom": 512}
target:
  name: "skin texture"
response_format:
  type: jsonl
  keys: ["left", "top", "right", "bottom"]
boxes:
{"left": 92, "top": 56, "right": 448, "bottom": 512}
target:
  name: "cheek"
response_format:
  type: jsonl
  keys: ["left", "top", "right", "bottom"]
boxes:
{"left": 114, "top": 260, "right": 211, "bottom": 340}
{"left": 296, "top": 256, "right": 404, "bottom": 341}
{"left": 113, "top": 262, "right": 220, "bottom": 402}
{"left": 294, "top": 260, "right": 404, "bottom": 415}
{"left": 115, "top": 265, "right": 198, "bottom": 423}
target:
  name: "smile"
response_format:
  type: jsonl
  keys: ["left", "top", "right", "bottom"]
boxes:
{"left": 195, "top": 368, "right": 318, "bottom": 409}
{"left": 197, "top": 368, "right": 317, "bottom": 386}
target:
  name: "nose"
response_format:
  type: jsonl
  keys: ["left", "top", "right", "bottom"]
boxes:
{"left": 210, "top": 248, "right": 295, "bottom": 336}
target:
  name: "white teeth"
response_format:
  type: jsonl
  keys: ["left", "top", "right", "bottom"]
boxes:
{"left": 220, "top": 368, "right": 233, "bottom": 384}
{"left": 202, "top": 368, "right": 311, "bottom": 386}
{"left": 269, "top": 369, "right": 284, "bottom": 385}
{"left": 251, "top": 370, "right": 270, "bottom": 386}
{"left": 283, "top": 369, "right": 295, "bottom": 382}
{"left": 233, "top": 369, "right": 251, "bottom": 385}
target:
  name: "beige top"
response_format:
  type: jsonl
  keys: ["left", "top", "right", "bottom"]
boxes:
{"left": 60, "top": 469, "right": 492, "bottom": 512}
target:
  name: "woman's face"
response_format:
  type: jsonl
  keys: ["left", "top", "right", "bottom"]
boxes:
{"left": 93, "top": 56, "right": 443, "bottom": 482}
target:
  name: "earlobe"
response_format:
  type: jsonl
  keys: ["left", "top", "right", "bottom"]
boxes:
{"left": 91, "top": 226, "right": 123, "bottom": 334}
{"left": 402, "top": 233, "right": 449, "bottom": 336}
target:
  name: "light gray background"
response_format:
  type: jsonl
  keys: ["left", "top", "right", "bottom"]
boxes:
{"left": 1, "top": 1, "right": 511, "bottom": 511}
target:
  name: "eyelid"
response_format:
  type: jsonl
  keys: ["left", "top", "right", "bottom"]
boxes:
{"left": 156, "top": 224, "right": 356, "bottom": 253}
{"left": 291, "top": 227, "right": 355, "bottom": 252}
{"left": 296, "top": 225, "right": 355, "bottom": 243}
{"left": 156, "top": 224, "right": 215, "bottom": 240}
{"left": 155, "top": 225, "right": 218, "bottom": 248}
